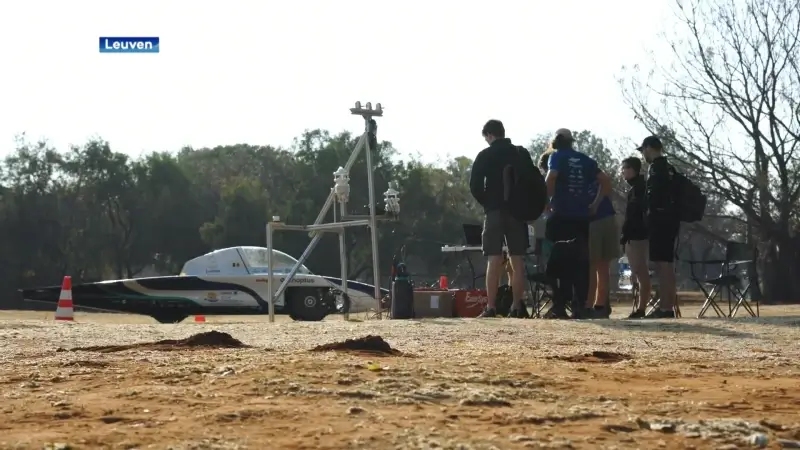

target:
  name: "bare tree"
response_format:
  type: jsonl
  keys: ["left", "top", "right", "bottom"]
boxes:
{"left": 619, "top": 0, "right": 800, "bottom": 302}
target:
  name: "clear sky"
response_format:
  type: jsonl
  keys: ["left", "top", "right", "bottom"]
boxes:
{"left": 0, "top": 0, "right": 674, "bottom": 165}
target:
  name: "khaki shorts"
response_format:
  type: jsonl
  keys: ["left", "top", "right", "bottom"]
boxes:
{"left": 589, "top": 215, "right": 621, "bottom": 261}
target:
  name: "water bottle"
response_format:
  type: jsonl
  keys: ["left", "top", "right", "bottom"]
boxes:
{"left": 618, "top": 256, "right": 633, "bottom": 291}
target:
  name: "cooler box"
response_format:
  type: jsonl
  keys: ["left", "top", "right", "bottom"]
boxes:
{"left": 451, "top": 289, "right": 488, "bottom": 317}
{"left": 412, "top": 290, "right": 453, "bottom": 318}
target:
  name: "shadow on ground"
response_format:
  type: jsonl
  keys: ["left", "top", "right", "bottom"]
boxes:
{"left": 587, "top": 319, "right": 757, "bottom": 339}
{"left": 729, "top": 316, "right": 800, "bottom": 328}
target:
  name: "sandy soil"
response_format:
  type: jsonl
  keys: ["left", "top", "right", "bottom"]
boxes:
{"left": 1, "top": 305, "right": 799, "bottom": 450}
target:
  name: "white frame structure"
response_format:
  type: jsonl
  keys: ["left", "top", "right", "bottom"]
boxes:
{"left": 265, "top": 102, "right": 398, "bottom": 322}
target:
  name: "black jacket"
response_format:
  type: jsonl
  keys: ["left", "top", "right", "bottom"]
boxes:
{"left": 469, "top": 138, "right": 527, "bottom": 213}
{"left": 620, "top": 174, "right": 647, "bottom": 244}
{"left": 646, "top": 156, "right": 679, "bottom": 228}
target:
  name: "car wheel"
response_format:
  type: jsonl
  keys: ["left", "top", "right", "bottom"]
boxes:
{"left": 288, "top": 287, "right": 329, "bottom": 321}
{"left": 151, "top": 311, "right": 190, "bottom": 324}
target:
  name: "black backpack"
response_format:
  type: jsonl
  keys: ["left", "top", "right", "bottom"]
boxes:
{"left": 503, "top": 146, "right": 547, "bottom": 222}
{"left": 495, "top": 285, "right": 513, "bottom": 317}
{"left": 671, "top": 168, "right": 706, "bottom": 223}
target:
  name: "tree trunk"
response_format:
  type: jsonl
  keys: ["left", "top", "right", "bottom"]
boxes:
{"left": 761, "top": 233, "right": 800, "bottom": 304}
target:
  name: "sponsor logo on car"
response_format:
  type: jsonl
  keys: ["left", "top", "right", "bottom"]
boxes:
{"left": 279, "top": 277, "right": 315, "bottom": 284}
{"left": 255, "top": 277, "right": 315, "bottom": 284}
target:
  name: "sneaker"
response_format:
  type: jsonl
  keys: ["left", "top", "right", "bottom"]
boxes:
{"left": 477, "top": 307, "right": 497, "bottom": 318}
{"left": 627, "top": 309, "right": 647, "bottom": 319}
{"left": 646, "top": 308, "right": 676, "bottom": 319}
{"left": 543, "top": 307, "right": 570, "bottom": 319}
{"left": 508, "top": 307, "right": 531, "bottom": 319}
{"left": 571, "top": 307, "right": 592, "bottom": 320}
{"left": 589, "top": 304, "right": 612, "bottom": 319}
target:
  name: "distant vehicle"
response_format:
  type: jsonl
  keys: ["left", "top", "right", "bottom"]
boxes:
{"left": 19, "top": 246, "right": 386, "bottom": 324}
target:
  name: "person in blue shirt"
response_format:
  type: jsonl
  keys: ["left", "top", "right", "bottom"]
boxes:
{"left": 544, "top": 129, "right": 613, "bottom": 319}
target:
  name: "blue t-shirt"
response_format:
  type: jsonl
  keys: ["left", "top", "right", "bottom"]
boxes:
{"left": 588, "top": 181, "right": 615, "bottom": 220}
{"left": 548, "top": 148, "right": 597, "bottom": 218}
{"left": 594, "top": 197, "right": 615, "bottom": 219}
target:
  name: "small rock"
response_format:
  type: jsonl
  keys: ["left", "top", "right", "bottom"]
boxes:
{"left": 778, "top": 439, "right": 800, "bottom": 449}
{"left": 510, "top": 435, "right": 535, "bottom": 442}
{"left": 650, "top": 422, "right": 676, "bottom": 433}
{"left": 747, "top": 433, "right": 768, "bottom": 448}
{"left": 347, "top": 406, "right": 365, "bottom": 415}
{"left": 760, "top": 419, "right": 787, "bottom": 431}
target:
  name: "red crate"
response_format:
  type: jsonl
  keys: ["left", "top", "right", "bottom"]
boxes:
{"left": 451, "top": 289, "right": 488, "bottom": 318}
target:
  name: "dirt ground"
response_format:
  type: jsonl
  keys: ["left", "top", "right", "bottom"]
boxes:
{"left": 1, "top": 303, "right": 799, "bottom": 450}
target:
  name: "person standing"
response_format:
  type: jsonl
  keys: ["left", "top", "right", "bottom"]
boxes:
{"left": 619, "top": 156, "right": 651, "bottom": 319}
{"left": 544, "top": 129, "right": 613, "bottom": 319}
{"left": 638, "top": 136, "right": 679, "bottom": 318}
{"left": 469, "top": 119, "right": 531, "bottom": 318}
{"left": 586, "top": 181, "right": 619, "bottom": 319}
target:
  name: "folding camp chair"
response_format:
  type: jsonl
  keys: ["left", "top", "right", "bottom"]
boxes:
{"left": 530, "top": 270, "right": 570, "bottom": 318}
{"left": 520, "top": 239, "right": 547, "bottom": 317}
{"left": 687, "top": 241, "right": 758, "bottom": 318}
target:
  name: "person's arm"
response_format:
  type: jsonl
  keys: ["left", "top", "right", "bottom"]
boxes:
{"left": 620, "top": 189, "right": 632, "bottom": 245}
{"left": 589, "top": 168, "right": 613, "bottom": 211}
{"left": 647, "top": 162, "right": 672, "bottom": 217}
{"left": 545, "top": 151, "right": 560, "bottom": 198}
{"left": 469, "top": 151, "right": 488, "bottom": 206}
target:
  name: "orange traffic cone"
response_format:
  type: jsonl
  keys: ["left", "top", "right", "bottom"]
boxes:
{"left": 194, "top": 315, "right": 206, "bottom": 323}
{"left": 55, "top": 276, "right": 74, "bottom": 321}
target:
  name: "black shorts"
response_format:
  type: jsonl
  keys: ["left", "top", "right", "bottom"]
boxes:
{"left": 482, "top": 210, "right": 528, "bottom": 256}
{"left": 649, "top": 224, "right": 679, "bottom": 262}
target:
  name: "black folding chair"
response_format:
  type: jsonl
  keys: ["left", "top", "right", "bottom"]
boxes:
{"left": 687, "top": 241, "right": 758, "bottom": 318}
{"left": 525, "top": 239, "right": 554, "bottom": 318}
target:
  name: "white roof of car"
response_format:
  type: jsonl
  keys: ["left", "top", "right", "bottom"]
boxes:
{"left": 179, "top": 246, "right": 312, "bottom": 276}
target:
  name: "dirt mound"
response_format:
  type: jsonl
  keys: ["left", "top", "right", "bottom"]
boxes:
{"left": 310, "top": 335, "right": 402, "bottom": 356}
{"left": 72, "top": 331, "right": 249, "bottom": 353}
{"left": 551, "top": 351, "right": 632, "bottom": 363}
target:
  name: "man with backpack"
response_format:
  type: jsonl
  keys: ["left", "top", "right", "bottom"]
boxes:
{"left": 637, "top": 135, "right": 681, "bottom": 318}
{"left": 469, "top": 119, "right": 546, "bottom": 318}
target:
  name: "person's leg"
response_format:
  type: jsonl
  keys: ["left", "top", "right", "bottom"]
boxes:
{"left": 480, "top": 211, "right": 505, "bottom": 316}
{"left": 648, "top": 228, "right": 678, "bottom": 318}
{"left": 657, "top": 261, "right": 677, "bottom": 310}
{"left": 626, "top": 240, "right": 650, "bottom": 314}
{"left": 572, "top": 258, "right": 590, "bottom": 318}
{"left": 587, "top": 220, "right": 602, "bottom": 308}
{"left": 505, "top": 215, "right": 530, "bottom": 317}
{"left": 572, "top": 219, "right": 591, "bottom": 318}
{"left": 594, "top": 217, "right": 620, "bottom": 309}
{"left": 594, "top": 260, "right": 610, "bottom": 306}
{"left": 544, "top": 216, "right": 571, "bottom": 318}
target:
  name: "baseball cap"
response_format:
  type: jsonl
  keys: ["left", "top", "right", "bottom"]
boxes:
{"left": 636, "top": 135, "right": 663, "bottom": 151}
{"left": 555, "top": 128, "right": 574, "bottom": 140}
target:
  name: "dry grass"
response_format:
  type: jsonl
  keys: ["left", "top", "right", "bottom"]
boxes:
{"left": 1, "top": 306, "right": 799, "bottom": 449}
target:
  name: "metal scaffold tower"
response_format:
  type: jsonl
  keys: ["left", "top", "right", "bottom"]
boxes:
{"left": 265, "top": 102, "right": 400, "bottom": 322}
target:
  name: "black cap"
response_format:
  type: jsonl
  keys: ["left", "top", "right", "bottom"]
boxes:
{"left": 637, "top": 135, "right": 663, "bottom": 152}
